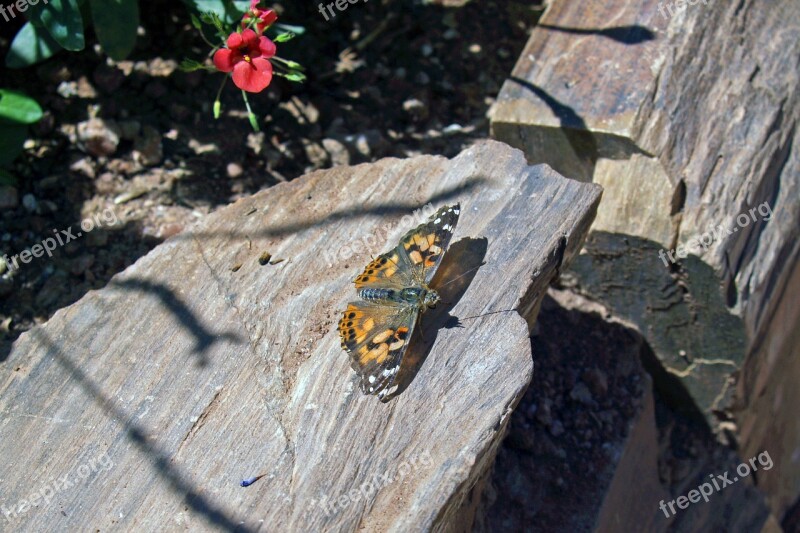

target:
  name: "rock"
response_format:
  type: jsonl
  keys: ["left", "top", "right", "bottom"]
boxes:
{"left": 76, "top": 76, "right": 98, "bottom": 98}
{"left": 133, "top": 126, "right": 163, "bottom": 166}
{"left": 188, "top": 139, "right": 219, "bottom": 155}
{"left": 403, "top": 98, "right": 428, "bottom": 120}
{"left": 77, "top": 118, "right": 121, "bottom": 157}
{"left": 569, "top": 382, "right": 593, "bottom": 405}
{"left": 0, "top": 277, "right": 12, "bottom": 297}
{"left": 582, "top": 368, "right": 609, "bottom": 397}
{"left": 69, "top": 157, "right": 96, "bottom": 179}
{"left": 85, "top": 229, "right": 108, "bottom": 247}
{"left": 93, "top": 64, "right": 125, "bottom": 93}
{"left": 37, "top": 63, "right": 71, "bottom": 83}
{"left": 490, "top": 0, "right": 795, "bottom": 526}
{"left": 0, "top": 186, "right": 18, "bottom": 210}
{"left": 144, "top": 80, "right": 168, "bottom": 99}
{"left": 226, "top": 163, "right": 243, "bottom": 179}
{"left": 56, "top": 81, "right": 79, "bottom": 98}
{"left": 34, "top": 272, "right": 67, "bottom": 308}
{"left": 322, "top": 138, "right": 350, "bottom": 167}
{"left": 0, "top": 140, "right": 601, "bottom": 531}
{"left": 342, "top": 130, "right": 389, "bottom": 159}
{"left": 247, "top": 132, "right": 265, "bottom": 155}
{"left": 21, "top": 194, "right": 37, "bottom": 212}
{"left": 302, "top": 139, "right": 328, "bottom": 168}
{"left": 168, "top": 103, "right": 190, "bottom": 122}
{"left": 118, "top": 120, "right": 141, "bottom": 141}
{"left": 70, "top": 254, "right": 95, "bottom": 275}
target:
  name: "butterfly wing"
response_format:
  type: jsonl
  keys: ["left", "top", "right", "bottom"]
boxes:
{"left": 338, "top": 300, "right": 417, "bottom": 398}
{"left": 396, "top": 204, "right": 460, "bottom": 285}
{"left": 354, "top": 204, "right": 460, "bottom": 289}
{"left": 353, "top": 246, "right": 417, "bottom": 290}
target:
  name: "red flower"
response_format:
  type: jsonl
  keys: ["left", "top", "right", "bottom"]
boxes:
{"left": 213, "top": 29, "right": 277, "bottom": 93}
{"left": 242, "top": 0, "right": 277, "bottom": 34}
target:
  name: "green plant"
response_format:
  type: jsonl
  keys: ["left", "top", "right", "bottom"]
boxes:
{"left": 4, "top": 0, "right": 251, "bottom": 68}
{"left": 0, "top": 89, "right": 42, "bottom": 183}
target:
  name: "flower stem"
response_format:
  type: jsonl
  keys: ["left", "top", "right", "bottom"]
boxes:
{"left": 241, "top": 90, "right": 260, "bottom": 132}
{"left": 213, "top": 75, "right": 228, "bottom": 118}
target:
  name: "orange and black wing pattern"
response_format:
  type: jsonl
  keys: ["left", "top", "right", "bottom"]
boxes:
{"left": 337, "top": 301, "right": 417, "bottom": 398}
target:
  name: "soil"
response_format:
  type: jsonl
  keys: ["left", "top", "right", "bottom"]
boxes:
{"left": 0, "top": 0, "right": 543, "bottom": 359}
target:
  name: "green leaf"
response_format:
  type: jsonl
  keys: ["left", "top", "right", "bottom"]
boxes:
{"left": 0, "top": 123, "right": 29, "bottom": 166}
{"left": 190, "top": 13, "right": 203, "bottom": 30}
{"left": 6, "top": 22, "right": 63, "bottom": 68}
{"left": 273, "top": 32, "right": 295, "bottom": 43}
{"left": 200, "top": 11, "right": 226, "bottom": 35}
{"left": 26, "top": 0, "right": 85, "bottom": 52}
{"left": 184, "top": 0, "right": 249, "bottom": 24}
{"left": 0, "top": 90, "right": 43, "bottom": 124}
{"left": 90, "top": 0, "right": 139, "bottom": 60}
{"left": 180, "top": 59, "right": 214, "bottom": 72}
{"left": 273, "top": 23, "right": 305, "bottom": 35}
{"left": 213, "top": 100, "right": 221, "bottom": 119}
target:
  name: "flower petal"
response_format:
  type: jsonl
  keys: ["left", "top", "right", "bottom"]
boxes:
{"left": 241, "top": 28, "right": 259, "bottom": 49}
{"left": 257, "top": 36, "right": 277, "bottom": 58}
{"left": 213, "top": 49, "right": 239, "bottom": 72}
{"left": 226, "top": 32, "right": 244, "bottom": 49}
{"left": 259, "top": 9, "right": 277, "bottom": 27}
{"left": 232, "top": 57, "right": 273, "bottom": 93}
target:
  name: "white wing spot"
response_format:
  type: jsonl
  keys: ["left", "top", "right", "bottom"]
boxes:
{"left": 434, "top": 217, "right": 441, "bottom": 224}
{"left": 442, "top": 224, "right": 452, "bottom": 231}
{"left": 368, "top": 375, "right": 376, "bottom": 384}
{"left": 453, "top": 208, "right": 460, "bottom": 214}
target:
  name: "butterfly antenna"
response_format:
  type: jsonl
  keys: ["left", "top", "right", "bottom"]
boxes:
{"left": 459, "top": 309, "right": 517, "bottom": 321}
{"left": 436, "top": 263, "right": 484, "bottom": 289}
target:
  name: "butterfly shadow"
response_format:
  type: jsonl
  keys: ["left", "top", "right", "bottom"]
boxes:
{"left": 381, "top": 237, "right": 488, "bottom": 402}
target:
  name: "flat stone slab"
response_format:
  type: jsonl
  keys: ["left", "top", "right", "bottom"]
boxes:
{"left": 0, "top": 140, "right": 601, "bottom": 531}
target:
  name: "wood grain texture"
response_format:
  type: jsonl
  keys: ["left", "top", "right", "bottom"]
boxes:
{"left": 0, "top": 140, "right": 601, "bottom": 531}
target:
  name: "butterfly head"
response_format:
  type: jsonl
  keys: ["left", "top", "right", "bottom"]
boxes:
{"left": 422, "top": 289, "right": 440, "bottom": 310}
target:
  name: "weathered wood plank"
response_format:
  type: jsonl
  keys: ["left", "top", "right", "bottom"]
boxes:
{"left": 0, "top": 140, "right": 601, "bottom": 531}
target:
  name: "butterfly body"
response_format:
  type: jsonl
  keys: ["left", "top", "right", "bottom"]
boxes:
{"left": 357, "top": 287, "right": 440, "bottom": 309}
{"left": 338, "top": 204, "right": 460, "bottom": 400}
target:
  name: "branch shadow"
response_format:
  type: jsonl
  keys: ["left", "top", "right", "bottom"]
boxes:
{"left": 381, "top": 237, "right": 488, "bottom": 401}
{"left": 176, "top": 178, "right": 485, "bottom": 241}
{"left": 107, "top": 278, "right": 244, "bottom": 367}
{"left": 537, "top": 24, "right": 656, "bottom": 44}
{"left": 27, "top": 328, "right": 251, "bottom": 532}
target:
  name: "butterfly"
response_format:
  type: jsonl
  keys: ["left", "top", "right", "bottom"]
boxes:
{"left": 338, "top": 204, "right": 461, "bottom": 401}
